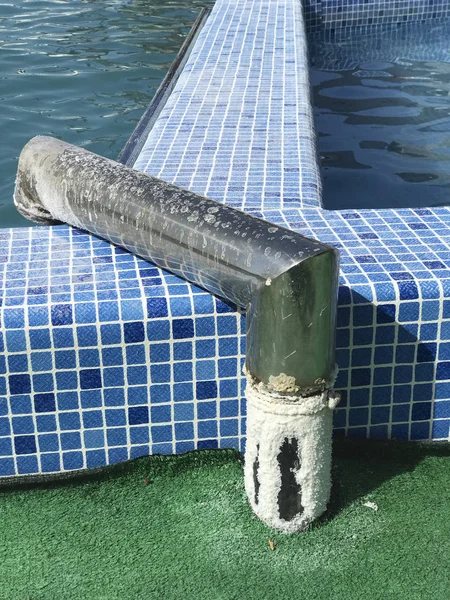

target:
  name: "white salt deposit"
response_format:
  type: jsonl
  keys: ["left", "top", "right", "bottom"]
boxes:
{"left": 244, "top": 376, "right": 340, "bottom": 533}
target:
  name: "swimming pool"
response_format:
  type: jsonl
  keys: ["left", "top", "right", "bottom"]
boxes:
{"left": 310, "top": 20, "right": 450, "bottom": 210}
{"left": 2, "top": 0, "right": 450, "bottom": 492}
{"left": 0, "top": 0, "right": 213, "bottom": 228}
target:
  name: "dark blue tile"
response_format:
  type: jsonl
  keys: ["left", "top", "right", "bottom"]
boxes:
{"left": 172, "top": 319, "right": 194, "bottom": 339}
{"left": 9, "top": 374, "right": 31, "bottom": 395}
{"left": 79, "top": 369, "right": 102, "bottom": 390}
{"left": 128, "top": 406, "right": 149, "bottom": 425}
{"left": 398, "top": 282, "right": 418, "bottom": 300}
{"left": 34, "top": 393, "right": 56, "bottom": 413}
{"left": 394, "top": 366, "right": 413, "bottom": 384}
{"left": 423, "top": 260, "right": 446, "bottom": 270}
{"left": 197, "top": 439, "right": 218, "bottom": 450}
{"left": 196, "top": 380, "right": 217, "bottom": 400}
{"left": 124, "top": 321, "right": 145, "bottom": 344}
{"left": 351, "top": 368, "right": 371, "bottom": 387}
{"left": 51, "top": 304, "right": 73, "bottom": 326}
{"left": 410, "top": 422, "right": 430, "bottom": 440}
{"left": 14, "top": 435, "right": 36, "bottom": 455}
{"left": 411, "top": 402, "right": 432, "bottom": 421}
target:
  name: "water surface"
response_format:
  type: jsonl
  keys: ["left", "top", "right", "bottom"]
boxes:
{"left": 310, "top": 21, "right": 450, "bottom": 210}
{"left": 1, "top": 0, "right": 212, "bottom": 227}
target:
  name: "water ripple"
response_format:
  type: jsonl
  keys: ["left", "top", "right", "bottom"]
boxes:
{"left": 0, "top": 0, "right": 213, "bottom": 227}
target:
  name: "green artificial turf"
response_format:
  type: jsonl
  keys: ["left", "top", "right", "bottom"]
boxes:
{"left": 1, "top": 439, "right": 449, "bottom": 600}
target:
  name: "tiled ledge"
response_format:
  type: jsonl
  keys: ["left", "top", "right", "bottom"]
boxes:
{"left": 1, "top": 0, "right": 450, "bottom": 479}
{"left": 0, "top": 225, "right": 245, "bottom": 476}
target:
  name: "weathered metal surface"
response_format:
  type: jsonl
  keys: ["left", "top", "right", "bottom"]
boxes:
{"left": 15, "top": 135, "right": 339, "bottom": 394}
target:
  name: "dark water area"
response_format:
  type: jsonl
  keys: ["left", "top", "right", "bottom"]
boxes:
{"left": 310, "top": 21, "right": 450, "bottom": 210}
{"left": 0, "top": 0, "right": 213, "bottom": 227}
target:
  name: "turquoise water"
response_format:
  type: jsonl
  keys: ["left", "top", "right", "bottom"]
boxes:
{"left": 1, "top": 0, "right": 212, "bottom": 227}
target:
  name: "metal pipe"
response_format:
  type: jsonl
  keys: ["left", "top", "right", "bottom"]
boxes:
{"left": 15, "top": 136, "right": 340, "bottom": 531}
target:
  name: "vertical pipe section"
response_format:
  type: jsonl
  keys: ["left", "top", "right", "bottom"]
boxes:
{"left": 14, "top": 136, "right": 340, "bottom": 532}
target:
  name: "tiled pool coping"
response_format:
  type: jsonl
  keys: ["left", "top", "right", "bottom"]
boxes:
{"left": 1, "top": 0, "right": 450, "bottom": 479}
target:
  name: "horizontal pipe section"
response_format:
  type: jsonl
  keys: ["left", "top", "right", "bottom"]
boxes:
{"left": 15, "top": 136, "right": 339, "bottom": 393}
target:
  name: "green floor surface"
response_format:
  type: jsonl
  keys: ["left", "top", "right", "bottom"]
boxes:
{"left": 1, "top": 439, "right": 449, "bottom": 600}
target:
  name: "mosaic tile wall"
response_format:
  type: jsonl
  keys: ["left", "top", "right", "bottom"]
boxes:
{"left": 1, "top": 0, "right": 450, "bottom": 479}
{"left": 0, "top": 226, "right": 246, "bottom": 476}
{"left": 305, "top": 0, "right": 450, "bottom": 30}
{"left": 309, "top": 19, "right": 450, "bottom": 69}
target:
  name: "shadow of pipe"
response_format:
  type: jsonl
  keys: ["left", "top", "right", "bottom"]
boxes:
{"left": 315, "top": 437, "right": 450, "bottom": 527}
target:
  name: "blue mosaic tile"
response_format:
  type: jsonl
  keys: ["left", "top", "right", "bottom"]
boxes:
{"left": 1, "top": 0, "right": 450, "bottom": 479}
{"left": 306, "top": 0, "right": 450, "bottom": 31}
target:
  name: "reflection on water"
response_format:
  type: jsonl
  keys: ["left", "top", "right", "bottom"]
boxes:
{"left": 310, "top": 21, "right": 450, "bottom": 210}
{"left": 1, "top": 0, "right": 213, "bottom": 227}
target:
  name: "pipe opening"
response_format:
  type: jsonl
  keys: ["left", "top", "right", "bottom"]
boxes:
{"left": 277, "top": 437, "right": 303, "bottom": 521}
{"left": 253, "top": 443, "right": 260, "bottom": 505}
